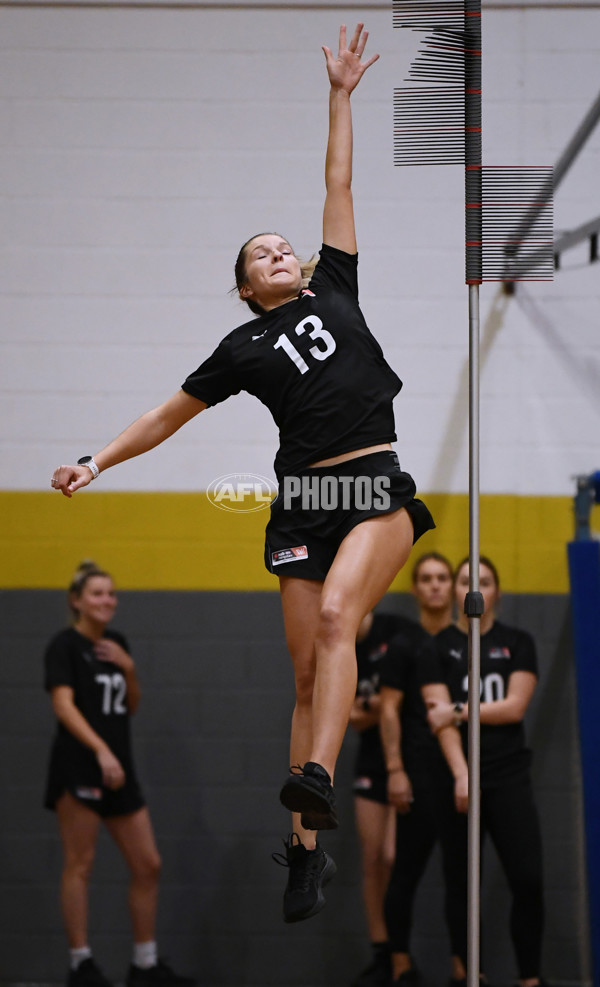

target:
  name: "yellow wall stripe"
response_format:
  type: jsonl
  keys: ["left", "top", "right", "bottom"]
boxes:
{"left": 0, "top": 491, "right": 587, "bottom": 593}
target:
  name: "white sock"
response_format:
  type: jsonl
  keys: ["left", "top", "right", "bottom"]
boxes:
{"left": 70, "top": 946, "right": 92, "bottom": 971}
{"left": 133, "top": 941, "right": 158, "bottom": 970}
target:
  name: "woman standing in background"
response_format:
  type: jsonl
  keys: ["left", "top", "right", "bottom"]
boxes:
{"left": 44, "top": 560, "right": 194, "bottom": 987}
{"left": 421, "top": 557, "right": 546, "bottom": 987}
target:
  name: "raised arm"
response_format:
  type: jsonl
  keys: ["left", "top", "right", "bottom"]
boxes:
{"left": 52, "top": 389, "right": 207, "bottom": 497}
{"left": 321, "top": 23, "right": 379, "bottom": 253}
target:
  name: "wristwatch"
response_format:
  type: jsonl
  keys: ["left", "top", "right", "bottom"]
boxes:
{"left": 453, "top": 701, "right": 464, "bottom": 727}
{"left": 77, "top": 456, "right": 100, "bottom": 479}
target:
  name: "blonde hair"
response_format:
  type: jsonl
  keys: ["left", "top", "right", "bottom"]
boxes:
{"left": 300, "top": 254, "right": 320, "bottom": 287}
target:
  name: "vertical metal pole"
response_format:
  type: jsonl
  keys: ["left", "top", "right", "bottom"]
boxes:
{"left": 467, "top": 283, "right": 481, "bottom": 987}
{"left": 464, "top": 4, "right": 482, "bottom": 985}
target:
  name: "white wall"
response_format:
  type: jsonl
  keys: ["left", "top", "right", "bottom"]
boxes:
{"left": 1, "top": 2, "right": 599, "bottom": 495}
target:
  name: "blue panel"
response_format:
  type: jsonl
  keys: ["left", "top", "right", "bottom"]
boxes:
{"left": 567, "top": 540, "right": 600, "bottom": 987}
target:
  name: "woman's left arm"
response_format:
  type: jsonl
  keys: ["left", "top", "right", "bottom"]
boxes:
{"left": 94, "top": 638, "right": 141, "bottom": 714}
{"left": 427, "top": 670, "right": 538, "bottom": 730}
{"left": 321, "top": 23, "right": 379, "bottom": 253}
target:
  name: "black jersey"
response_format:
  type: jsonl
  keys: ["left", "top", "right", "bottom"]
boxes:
{"left": 354, "top": 613, "right": 415, "bottom": 778}
{"left": 378, "top": 622, "right": 446, "bottom": 773}
{"left": 419, "top": 621, "right": 539, "bottom": 781}
{"left": 44, "top": 627, "right": 138, "bottom": 790}
{"left": 182, "top": 243, "right": 401, "bottom": 482}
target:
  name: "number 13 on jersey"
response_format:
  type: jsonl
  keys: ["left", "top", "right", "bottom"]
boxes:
{"left": 273, "top": 316, "right": 336, "bottom": 375}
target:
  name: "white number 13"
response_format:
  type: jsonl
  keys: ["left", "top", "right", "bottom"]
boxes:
{"left": 273, "top": 316, "right": 336, "bottom": 375}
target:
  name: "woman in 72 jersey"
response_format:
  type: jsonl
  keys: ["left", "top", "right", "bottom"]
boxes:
{"left": 44, "top": 560, "right": 194, "bottom": 987}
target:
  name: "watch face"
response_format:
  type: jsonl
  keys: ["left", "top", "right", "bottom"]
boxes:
{"left": 77, "top": 456, "right": 92, "bottom": 465}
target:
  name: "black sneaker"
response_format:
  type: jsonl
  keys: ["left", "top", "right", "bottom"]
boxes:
{"left": 68, "top": 958, "right": 113, "bottom": 987}
{"left": 126, "top": 960, "right": 196, "bottom": 987}
{"left": 272, "top": 832, "right": 337, "bottom": 923}
{"left": 279, "top": 761, "right": 338, "bottom": 830}
{"left": 350, "top": 946, "right": 392, "bottom": 986}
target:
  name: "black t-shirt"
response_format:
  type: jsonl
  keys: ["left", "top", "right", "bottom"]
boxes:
{"left": 354, "top": 613, "right": 417, "bottom": 777}
{"left": 182, "top": 243, "right": 402, "bottom": 481}
{"left": 44, "top": 626, "right": 136, "bottom": 784}
{"left": 419, "top": 620, "right": 538, "bottom": 781}
{"left": 378, "top": 622, "right": 446, "bottom": 773}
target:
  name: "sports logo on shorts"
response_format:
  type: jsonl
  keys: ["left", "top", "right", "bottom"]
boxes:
{"left": 353, "top": 776, "right": 373, "bottom": 792}
{"left": 271, "top": 546, "right": 309, "bottom": 566}
{"left": 75, "top": 787, "right": 103, "bottom": 800}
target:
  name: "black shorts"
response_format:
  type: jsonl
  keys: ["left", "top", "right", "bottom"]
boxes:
{"left": 264, "top": 450, "right": 435, "bottom": 581}
{"left": 353, "top": 772, "right": 389, "bottom": 805}
{"left": 45, "top": 773, "right": 146, "bottom": 819}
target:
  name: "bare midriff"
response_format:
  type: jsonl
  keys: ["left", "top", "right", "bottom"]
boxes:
{"left": 308, "top": 442, "right": 392, "bottom": 468}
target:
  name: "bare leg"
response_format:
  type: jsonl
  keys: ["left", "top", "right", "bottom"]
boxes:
{"left": 56, "top": 792, "right": 101, "bottom": 948}
{"left": 104, "top": 807, "right": 161, "bottom": 944}
{"left": 354, "top": 797, "right": 396, "bottom": 941}
{"left": 311, "top": 510, "right": 414, "bottom": 777}
{"left": 279, "top": 577, "right": 323, "bottom": 849}
{"left": 279, "top": 509, "right": 414, "bottom": 838}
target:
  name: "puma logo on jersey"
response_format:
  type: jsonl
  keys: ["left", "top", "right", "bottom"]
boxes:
{"left": 450, "top": 649, "right": 463, "bottom": 661}
{"left": 251, "top": 329, "right": 268, "bottom": 341}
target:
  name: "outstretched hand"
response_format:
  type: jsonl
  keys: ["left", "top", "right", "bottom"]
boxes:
{"left": 322, "top": 23, "right": 379, "bottom": 95}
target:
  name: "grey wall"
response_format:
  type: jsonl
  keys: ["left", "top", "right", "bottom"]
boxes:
{"left": 0, "top": 590, "right": 590, "bottom": 986}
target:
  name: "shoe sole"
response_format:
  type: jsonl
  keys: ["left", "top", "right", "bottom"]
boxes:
{"left": 279, "top": 776, "right": 339, "bottom": 830}
{"left": 283, "top": 853, "right": 337, "bottom": 924}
